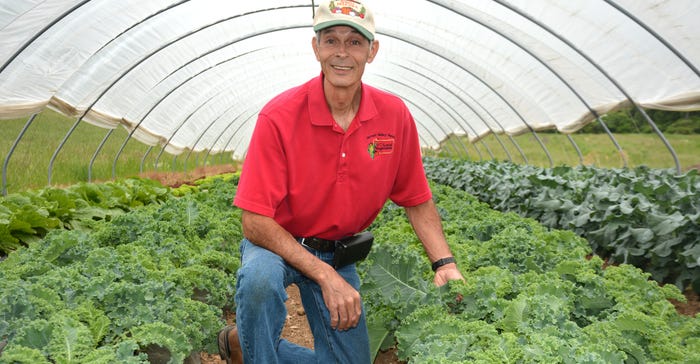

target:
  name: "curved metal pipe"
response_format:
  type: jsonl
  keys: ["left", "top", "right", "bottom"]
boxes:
{"left": 134, "top": 29, "right": 516, "bottom": 164}
{"left": 40, "top": 0, "right": 190, "bottom": 185}
{"left": 567, "top": 134, "right": 584, "bottom": 166}
{"left": 172, "top": 28, "right": 540, "bottom": 165}
{"left": 150, "top": 92, "right": 222, "bottom": 173}
{"left": 113, "top": 47, "right": 264, "bottom": 172}
{"left": 0, "top": 0, "right": 93, "bottom": 75}
{"left": 604, "top": 0, "right": 700, "bottom": 78}
{"left": 140, "top": 146, "right": 154, "bottom": 173}
{"left": 493, "top": 0, "right": 680, "bottom": 172}
{"left": 48, "top": 4, "right": 549, "bottom": 172}
{"left": 375, "top": 76, "right": 468, "bottom": 158}
{"left": 183, "top": 98, "right": 249, "bottom": 170}
{"left": 48, "top": 118, "right": 80, "bottom": 185}
{"left": 429, "top": 0, "right": 624, "bottom": 168}
{"left": 390, "top": 63, "right": 490, "bottom": 160}
{"left": 400, "top": 62, "right": 513, "bottom": 162}
{"left": 88, "top": 128, "right": 115, "bottom": 182}
{"left": 203, "top": 107, "right": 259, "bottom": 166}
{"left": 384, "top": 31, "right": 550, "bottom": 165}
{"left": 2, "top": 114, "right": 37, "bottom": 195}
{"left": 52, "top": 5, "right": 313, "bottom": 183}
{"left": 375, "top": 74, "right": 472, "bottom": 159}
{"left": 408, "top": 61, "right": 519, "bottom": 162}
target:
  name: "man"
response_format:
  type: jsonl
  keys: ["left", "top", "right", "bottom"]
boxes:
{"left": 218, "top": 1, "right": 464, "bottom": 363}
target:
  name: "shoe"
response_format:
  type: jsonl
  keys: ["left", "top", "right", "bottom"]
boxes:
{"left": 217, "top": 325, "right": 243, "bottom": 364}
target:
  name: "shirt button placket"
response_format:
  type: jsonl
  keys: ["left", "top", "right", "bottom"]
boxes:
{"left": 338, "top": 140, "right": 348, "bottom": 183}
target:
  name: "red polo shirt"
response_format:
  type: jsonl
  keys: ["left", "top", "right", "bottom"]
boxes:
{"left": 233, "top": 74, "right": 431, "bottom": 240}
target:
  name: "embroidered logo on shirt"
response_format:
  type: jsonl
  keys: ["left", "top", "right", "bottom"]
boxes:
{"left": 367, "top": 137, "right": 395, "bottom": 159}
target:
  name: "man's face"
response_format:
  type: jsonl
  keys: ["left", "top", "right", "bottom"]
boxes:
{"left": 312, "top": 25, "right": 378, "bottom": 90}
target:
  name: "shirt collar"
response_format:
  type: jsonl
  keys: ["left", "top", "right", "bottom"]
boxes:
{"left": 308, "top": 73, "right": 378, "bottom": 127}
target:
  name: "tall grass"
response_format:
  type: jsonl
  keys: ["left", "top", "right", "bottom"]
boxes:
{"left": 1, "top": 109, "right": 234, "bottom": 194}
{"left": 432, "top": 132, "right": 700, "bottom": 171}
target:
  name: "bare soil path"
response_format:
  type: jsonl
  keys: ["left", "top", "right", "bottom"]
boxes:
{"left": 199, "top": 285, "right": 403, "bottom": 364}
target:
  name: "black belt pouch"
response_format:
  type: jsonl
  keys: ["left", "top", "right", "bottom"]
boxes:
{"left": 333, "top": 231, "right": 374, "bottom": 269}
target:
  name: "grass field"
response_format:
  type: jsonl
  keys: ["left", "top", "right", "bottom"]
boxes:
{"left": 2, "top": 109, "right": 699, "bottom": 194}
{"left": 1, "top": 109, "right": 234, "bottom": 194}
{"left": 433, "top": 132, "right": 700, "bottom": 171}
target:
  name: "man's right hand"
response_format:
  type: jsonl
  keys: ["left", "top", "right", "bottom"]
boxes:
{"left": 241, "top": 211, "right": 363, "bottom": 331}
{"left": 318, "top": 266, "right": 362, "bottom": 331}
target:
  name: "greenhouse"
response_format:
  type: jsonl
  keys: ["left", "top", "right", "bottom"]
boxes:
{"left": 1, "top": 1, "right": 699, "bottom": 363}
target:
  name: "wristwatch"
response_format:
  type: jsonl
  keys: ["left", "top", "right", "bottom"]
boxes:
{"left": 431, "top": 256, "right": 456, "bottom": 272}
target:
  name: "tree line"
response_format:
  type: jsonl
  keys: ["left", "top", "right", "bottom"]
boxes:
{"left": 582, "top": 109, "right": 700, "bottom": 134}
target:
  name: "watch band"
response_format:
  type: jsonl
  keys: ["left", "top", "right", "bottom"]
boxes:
{"left": 431, "top": 256, "right": 456, "bottom": 272}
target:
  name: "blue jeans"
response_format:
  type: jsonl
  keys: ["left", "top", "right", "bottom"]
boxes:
{"left": 234, "top": 238, "right": 371, "bottom": 364}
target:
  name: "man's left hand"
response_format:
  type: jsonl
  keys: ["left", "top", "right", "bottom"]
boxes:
{"left": 433, "top": 264, "right": 464, "bottom": 287}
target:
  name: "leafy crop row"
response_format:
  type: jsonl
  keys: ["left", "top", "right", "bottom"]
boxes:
{"left": 361, "top": 183, "right": 700, "bottom": 363}
{"left": 0, "top": 179, "right": 170, "bottom": 255}
{"left": 1, "top": 173, "right": 698, "bottom": 363}
{"left": 423, "top": 157, "right": 700, "bottom": 293}
{"left": 0, "top": 176, "right": 240, "bottom": 363}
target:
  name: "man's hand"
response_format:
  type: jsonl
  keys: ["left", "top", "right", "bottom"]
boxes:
{"left": 433, "top": 263, "right": 464, "bottom": 287}
{"left": 241, "top": 211, "right": 362, "bottom": 330}
{"left": 318, "top": 268, "right": 362, "bottom": 331}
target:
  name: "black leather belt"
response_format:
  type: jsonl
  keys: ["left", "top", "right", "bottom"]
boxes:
{"left": 298, "top": 237, "right": 338, "bottom": 252}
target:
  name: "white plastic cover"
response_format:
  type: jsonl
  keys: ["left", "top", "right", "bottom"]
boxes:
{"left": 1, "top": 0, "right": 699, "bottom": 158}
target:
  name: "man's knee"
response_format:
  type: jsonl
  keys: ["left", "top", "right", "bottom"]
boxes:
{"left": 236, "top": 263, "right": 285, "bottom": 305}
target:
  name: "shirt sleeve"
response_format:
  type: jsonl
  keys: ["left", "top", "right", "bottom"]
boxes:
{"left": 233, "top": 114, "right": 288, "bottom": 217}
{"left": 389, "top": 106, "right": 432, "bottom": 207}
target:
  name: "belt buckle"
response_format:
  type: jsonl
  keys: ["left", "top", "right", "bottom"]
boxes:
{"left": 300, "top": 237, "right": 311, "bottom": 249}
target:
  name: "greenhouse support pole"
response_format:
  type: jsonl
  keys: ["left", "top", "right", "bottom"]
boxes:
{"left": 403, "top": 62, "right": 509, "bottom": 161}
{"left": 172, "top": 155, "right": 178, "bottom": 173}
{"left": 566, "top": 135, "right": 584, "bottom": 166}
{"left": 8, "top": 0, "right": 190, "bottom": 185}
{"left": 114, "top": 48, "right": 260, "bottom": 174}
{"left": 203, "top": 108, "right": 258, "bottom": 167}
{"left": 218, "top": 112, "right": 263, "bottom": 161}
{"left": 493, "top": 0, "right": 681, "bottom": 173}
{"left": 89, "top": 129, "right": 115, "bottom": 182}
{"left": 152, "top": 93, "right": 221, "bottom": 172}
{"left": 48, "top": 118, "right": 81, "bottom": 186}
{"left": 392, "top": 64, "right": 492, "bottom": 160}
{"left": 397, "top": 99, "right": 447, "bottom": 154}
{"left": 381, "top": 72, "right": 477, "bottom": 159}
{"left": 636, "top": 108, "right": 680, "bottom": 172}
{"left": 182, "top": 102, "right": 238, "bottom": 171}
{"left": 431, "top": 0, "right": 626, "bottom": 168}
{"left": 506, "top": 135, "right": 528, "bottom": 164}
{"left": 0, "top": 1, "right": 92, "bottom": 75}
{"left": 140, "top": 146, "right": 154, "bottom": 173}
{"left": 606, "top": 0, "right": 699, "bottom": 169}
{"left": 203, "top": 120, "right": 238, "bottom": 168}
{"left": 108, "top": 11, "right": 309, "bottom": 174}
{"left": 377, "top": 75, "right": 470, "bottom": 158}
{"left": 3, "top": 114, "right": 37, "bottom": 196}
{"left": 604, "top": 0, "right": 700, "bottom": 78}
{"left": 388, "top": 34, "right": 536, "bottom": 163}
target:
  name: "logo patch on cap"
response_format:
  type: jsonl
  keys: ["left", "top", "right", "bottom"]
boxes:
{"left": 314, "top": 0, "right": 375, "bottom": 41}
{"left": 329, "top": 0, "right": 367, "bottom": 20}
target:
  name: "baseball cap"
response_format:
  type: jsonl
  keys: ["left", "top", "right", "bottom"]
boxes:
{"left": 313, "top": 0, "right": 375, "bottom": 41}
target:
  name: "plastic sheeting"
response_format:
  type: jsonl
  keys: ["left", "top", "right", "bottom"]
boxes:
{"left": 1, "top": 0, "right": 699, "bottom": 159}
